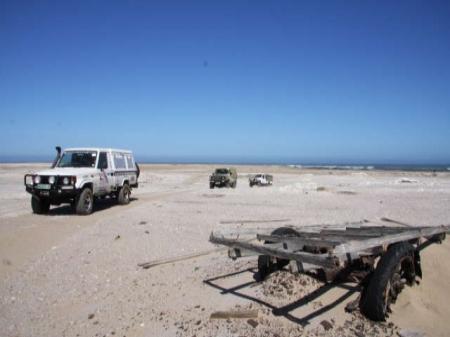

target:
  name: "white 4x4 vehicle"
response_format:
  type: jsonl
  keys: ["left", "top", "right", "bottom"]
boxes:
{"left": 249, "top": 173, "right": 273, "bottom": 187}
{"left": 24, "top": 147, "right": 139, "bottom": 215}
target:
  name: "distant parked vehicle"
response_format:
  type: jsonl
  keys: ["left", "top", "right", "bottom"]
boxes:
{"left": 249, "top": 173, "right": 273, "bottom": 187}
{"left": 209, "top": 168, "right": 237, "bottom": 189}
{"left": 24, "top": 146, "right": 139, "bottom": 215}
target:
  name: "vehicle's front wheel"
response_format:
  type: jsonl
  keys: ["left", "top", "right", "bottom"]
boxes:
{"left": 118, "top": 184, "right": 131, "bottom": 205}
{"left": 76, "top": 188, "right": 94, "bottom": 215}
{"left": 31, "top": 195, "right": 50, "bottom": 214}
{"left": 210, "top": 183, "right": 214, "bottom": 189}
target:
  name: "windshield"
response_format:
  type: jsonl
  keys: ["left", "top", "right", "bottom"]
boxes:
{"left": 57, "top": 151, "right": 97, "bottom": 168}
{"left": 215, "top": 169, "right": 229, "bottom": 174}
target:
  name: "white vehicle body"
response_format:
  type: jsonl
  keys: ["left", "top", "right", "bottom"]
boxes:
{"left": 24, "top": 147, "right": 139, "bottom": 215}
{"left": 249, "top": 173, "right": 273, "bottom": 187}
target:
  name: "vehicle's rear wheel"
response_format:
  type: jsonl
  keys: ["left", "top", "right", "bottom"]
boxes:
{"left": 360, "top": 242, "right": 416, "bottom": 321}
{"left": 249, "top": 182, "right": 253, "bottom": 187}
{"left": 31, "top": 195, "right": 50, "bottom": 214}
{"left": 231, "top": 181, "right": 237, "bottom": 188}
{"left": 118, "top": 184, "right": 131, "bottom": 205}
{"left": 210, "top": 183, "right": 214, "bottom": 189}
{"left": 76, "top": 188, "right": 94, "bottom": 215}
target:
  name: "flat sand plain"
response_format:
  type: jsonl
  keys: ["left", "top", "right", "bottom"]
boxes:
{"left": 1, "top": 164, "right": 449, "bottom": 337}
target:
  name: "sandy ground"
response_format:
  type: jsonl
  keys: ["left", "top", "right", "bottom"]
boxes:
{"left": 0, "top": 164, "right": 449, "bottom": 337}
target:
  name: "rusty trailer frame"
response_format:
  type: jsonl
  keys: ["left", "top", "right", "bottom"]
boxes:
{"left": 209, "top": 222, "right": 450, "bottom": 321}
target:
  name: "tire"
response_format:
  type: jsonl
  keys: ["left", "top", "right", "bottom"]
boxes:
{"left": 231, "top": 181, "right": 237, "bottom": 188}
{"left": 118, "top": 184, "right": 131, "bottom": 205}
{"left": 270, "top": 227, "right": 299, "bottom": 269}
{"left": 257, "top": 255, "right": 272, "bottom": 281}
{"left": 31, "top": 195, "right": 50, "bottom": 214}
{"left": 210, "top": 183, "right": 214, "bottom": 189}
{"left": 76, "top": 188, "right": 94, "bottom": 215}
{"left": 257, "top": 227, "right": 299, "bottom": 281}
{"left": 249, "top": 182, "right": 253, "bottom": 187}
{"left": 360, "top": 242, "right": 416, "bottom": 321}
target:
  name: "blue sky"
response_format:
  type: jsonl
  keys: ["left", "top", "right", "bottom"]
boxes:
{"left": 1, "top": 1, "right": 449, "bottom": 164}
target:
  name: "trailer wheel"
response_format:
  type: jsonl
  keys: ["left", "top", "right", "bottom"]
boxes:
{"left": 257, "top": 227, "right": 299, "bottom": 281}
{"left": 360, "top": 242, "right": 416, "bottom": 321}
{"left": 271, "top": 227, "right": 298, "bottom": 268}
{"left": 257, "top": 255, "right": 273, "bottom": 281}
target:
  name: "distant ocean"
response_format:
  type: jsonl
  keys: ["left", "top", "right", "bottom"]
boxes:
{"left": 286, "top": 164, "right": 450, "bottom": 172}
{"left": 1, "top": 155, "right": 449, "bottom": 172}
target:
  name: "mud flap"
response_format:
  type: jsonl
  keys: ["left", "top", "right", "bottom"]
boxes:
{"left": 414, "top": 250, "right": 422, "bottom": 279}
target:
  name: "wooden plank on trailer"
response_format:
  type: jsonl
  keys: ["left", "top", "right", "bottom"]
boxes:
{"left": 138, "top": 247, "right": 227, "bottom": 269}
{"left": 228, "top": 247, "right": 259, "bottom": 259}
{"left": 320, "top": 227, "right": 414, "bottom": 237}
{"left": 268, "top": 230, "right": 385, "bottom": 242}
{"left": 333, "top": 225, "right": 450, "bottom": 255}
{"left": 210, "top": 310, "right": 258, "bottom": 319}
{"left": 319, "top": 229, "right": 384, "bottom": 237}
{"left": 256, "top": 234, "right": 340, "bottom": 248}
{"left": 209, "top": 234, "right": 337, "bottom": 268}
{"left": 380, "top": 217, "right": 413, "bottom": 227}
{"left": 344, "top": 226, "right": 415, "bottom": 232}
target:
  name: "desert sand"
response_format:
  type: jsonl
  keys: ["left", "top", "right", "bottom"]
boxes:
{"left": 0, "top": 164, "right": 449, "bottom": 337}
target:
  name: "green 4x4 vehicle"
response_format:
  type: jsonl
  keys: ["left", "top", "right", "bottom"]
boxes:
{"left": 209, "top": 168, "right": 237, "bottom": 189}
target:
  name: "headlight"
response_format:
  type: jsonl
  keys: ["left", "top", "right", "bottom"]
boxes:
{"left": 25, "top": 175, "right": 34, "bottom": 185}
{"left": 63, "top": 177, "right": 69, "bottom": 185}
{"left": 34, "top": 175, "right": 41, "bottom": 184}
{"left": 48, "top": 176, "right": 55, "bottom": 184}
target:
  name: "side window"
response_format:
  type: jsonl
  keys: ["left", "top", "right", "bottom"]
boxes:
{"left": 113, "top": 153, "right": 126, "bottom": 169}
{"left": 98, "top": 152, "right": 108, "bottom": 169}
{"left": 125, "top": 155, "right": 134, "bottom": 169}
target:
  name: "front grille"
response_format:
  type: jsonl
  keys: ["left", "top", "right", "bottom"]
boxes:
{"left": 38, "top": 176, "right": 68, "bottom": 185}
